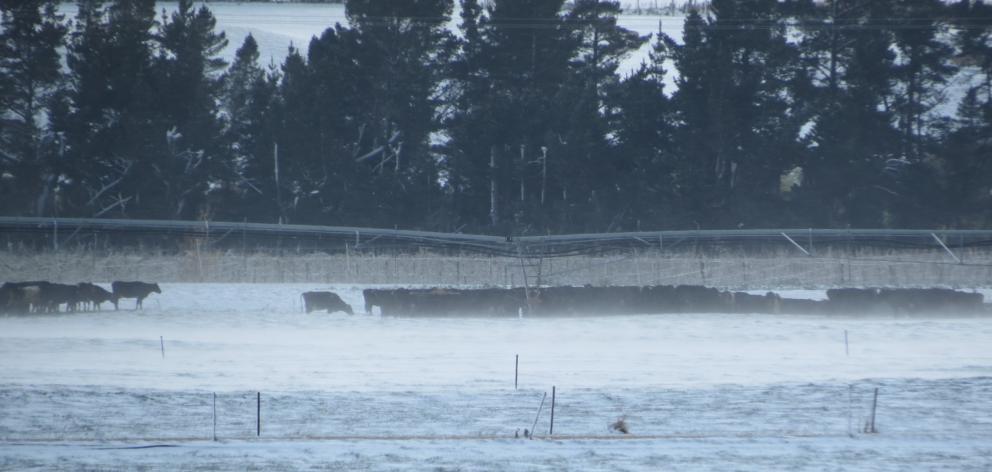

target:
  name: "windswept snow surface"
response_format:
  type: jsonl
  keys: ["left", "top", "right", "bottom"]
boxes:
{"left": 2, "top": 283, "right": 991, "bottom": 470}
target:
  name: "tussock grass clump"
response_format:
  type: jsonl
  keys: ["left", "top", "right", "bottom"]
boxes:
{"left": 610, "top": 416, "right": 629, "bottom": 434}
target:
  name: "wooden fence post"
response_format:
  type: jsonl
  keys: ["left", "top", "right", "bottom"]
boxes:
{"left": 549, "top": 386, "right": 556, "bottom": 435}
{"left": 867, "top": 388, "right": 879, "bottom": 433}
{"left": 515, "top": 355, "right": 519, "bottom": 390}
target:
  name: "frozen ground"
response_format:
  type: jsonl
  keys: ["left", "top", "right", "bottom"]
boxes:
{"left": 1, "top": 283, "right": 991, "bottom": 470}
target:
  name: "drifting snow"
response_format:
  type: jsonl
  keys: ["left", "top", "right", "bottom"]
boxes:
{"left": 2, "top": 283, "right": 991, "bottom": 389}
{"left": 1, "top": 283, "right": 991, "bottom": 469}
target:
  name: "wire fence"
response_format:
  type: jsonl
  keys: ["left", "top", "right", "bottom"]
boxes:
{"left": 2, "top": 379, "right": 990, "bottom": 443}
{"left": 4, "top": 217, "right": 992, "bottom": 258}
{"left": 4, "top": 217, "right": 992, "bottom": 288}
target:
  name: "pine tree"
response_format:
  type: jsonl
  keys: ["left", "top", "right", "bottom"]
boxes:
{"left": 156, "top": 0, "right": 229, "bottom": 219}
{"left": 61, "top": 0, "right": 160, "bottom": 218}
{"left": 59, "top": 0, "right": 111, "bottom": 217}
{"left": 794, "top": 0, "right": 911, "bottom": 227}
{"left": 944, "top": 88, "right": 992, "bottom": 225}
{"left": 221, "top": 34, "right": 278, "bottom": 222}
{"left": 0, "top": 0, "right": 67, "bottom": 215}
{"left": 664, "top": 1, "right": 805, "bottom": 228}
{"left": 953, "top": 0, "right": 992, "bottom": 109}
{"left": 439, "top": 0, "right": 490, "bottom": 230}
{"left": 611, "top": 33, "right": 678, "bottom": 229}
{"left": 942, "top": 0, "right": 992, "bottom": 225}
{"left": 279, "top": 28, "right": 365, "bottom": 225}
{"left": 554, "top": 0, "right": 647, "bottom": 231}
{"left": 565, "top": 0, "right": 645, "bottom": 94}
{"left": 340, "top": 0, "right": 455, "bottom": 229}
{"left": 273, "top": 44, "right": 314, "bottom": 224}
{"left": 445, "top": 0, "right": 575, "bottom": 233}
{"left": 662, "top": 9, "right": 711, "bottom": 224}
{"left": 890, "top": 0, "right": 956, "bottom": 161}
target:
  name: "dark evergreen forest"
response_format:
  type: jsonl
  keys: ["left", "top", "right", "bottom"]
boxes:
{"left": 1, "top": 0, "right": 991, "bottom": 234}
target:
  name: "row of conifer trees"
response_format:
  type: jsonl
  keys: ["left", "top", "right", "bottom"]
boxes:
{"left": 1, "top": 0, "right": 990, "bottom": 233}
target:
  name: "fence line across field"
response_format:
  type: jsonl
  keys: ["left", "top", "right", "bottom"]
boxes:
{"left": 2, "top": 383, "right": 990, "bottom": 443}
{"left": 0, "top": 432, "right": 899, "bottom": 444}
{"left": 4, "top": 217, "right": 992, "bottom": 287}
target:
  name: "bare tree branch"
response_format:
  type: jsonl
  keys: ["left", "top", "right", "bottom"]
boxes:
{"left": 356, "top": 145, "right": 386, "bottom": 163}
{"left": 355, "top": 130, "right": 401, "bottom": 162}
{"left": 94, "top": 194, "right": 132, "bottom": 217}
{"left": 86, "top": 160, "right": 133, "bottom": 206}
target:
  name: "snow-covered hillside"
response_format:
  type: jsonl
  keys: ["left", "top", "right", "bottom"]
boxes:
{"left": 58, "top": 2, "right": 683, "bottom": 76}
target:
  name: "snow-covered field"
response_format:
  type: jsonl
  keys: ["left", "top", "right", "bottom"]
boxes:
{"left": 2, "top": 283, "right": 991, "bottom": 470}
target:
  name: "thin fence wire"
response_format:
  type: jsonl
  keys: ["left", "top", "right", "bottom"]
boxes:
{"left": 5, "top": 217, "right": 992, "bottom": 257}
{"left": 2, "top": 380, "right": 990, "bottom": 443}
{"left": 4, "top": 217, "right": 992, "bottom": 288}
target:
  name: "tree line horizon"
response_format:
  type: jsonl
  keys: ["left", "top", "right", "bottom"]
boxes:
{"left": 1, "top": 0, "right": 990, "bottom": 235}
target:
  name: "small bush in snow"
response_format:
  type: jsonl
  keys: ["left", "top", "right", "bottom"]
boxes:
{"left": 610, "top": 416, "right": 629, "bottom": 434}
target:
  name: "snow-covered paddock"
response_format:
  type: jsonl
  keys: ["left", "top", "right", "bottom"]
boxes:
{"left": 2, "top": 283, "right": 991, "bottom": 470}
{"left": 3, "top": 435, "right": 991, "bottom": 471}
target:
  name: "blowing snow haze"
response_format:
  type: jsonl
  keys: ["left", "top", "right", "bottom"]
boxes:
{"left": 4, "top": 2, "right": 992, "bottom": 471}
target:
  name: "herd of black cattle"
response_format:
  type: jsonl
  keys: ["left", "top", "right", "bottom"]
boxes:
{"left": 0, "top": 281, "right": 161, "bottom": 314}
{"left": 3, "top": 282, "right": 987, "bottom": 317}
{"left": 315, "top": 285, "right": 988, "bottom": 317}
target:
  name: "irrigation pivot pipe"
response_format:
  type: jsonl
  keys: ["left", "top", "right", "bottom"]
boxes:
{"left": 781, "top": 232, "right": 811, "bottom": 256}
{"left": 10, "top": 217, "right": 992, "bottom": 259}
{"left": 931, "top": 232, "right": 962, "bottom": 264}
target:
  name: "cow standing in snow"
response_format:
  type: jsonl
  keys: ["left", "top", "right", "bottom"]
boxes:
{"left": 302, "top": 291, "right": 353, "bottom": 315}
{"left": 77, "top": 283, "right": 114, "bottom": 311}
{"left": 0, "top": 282, "right": 41, "bottom": 313}
{"left": 112, "top": 281, "right": 162, "bottom": 310}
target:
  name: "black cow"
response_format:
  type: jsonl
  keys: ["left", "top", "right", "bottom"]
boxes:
{"left": 826, "top": 288, "right": 886, "bottom": 314}
{"left": 112, "top": 281, "right": 162, "bottom": 310}
{"left": 41, "top": 283, "right": 80, "bottom": 312}
{"left": 0, "top": 283, "right": 29, "bottom": 314}
{"left": 302, "top": 291, "right": 353, "bottom": 315}
{"left": 730, "top": 291, "right": 782, "bottom": 314}
{"left": 2, "top": 281, "right": 51, "bottom": 313}
{"left": 363, "top": 288, "right": 416, "bottom": 315}
{"left": 77, "top": 283, "right": 114, "bottom": 311}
